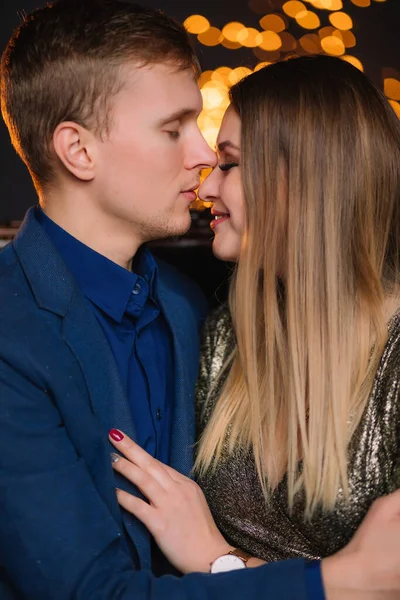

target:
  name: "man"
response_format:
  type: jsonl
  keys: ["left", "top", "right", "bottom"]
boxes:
{"left": 0, "top": 1, "right": 400, "bottom": 599}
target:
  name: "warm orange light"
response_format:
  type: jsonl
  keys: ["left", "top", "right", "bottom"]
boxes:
{"left": 283, "top": 1, "right": 307, "bottom": 18}
{"left": 320, "top": 35, "right": 345, "bottom": 55}
{"left": 389, "top": 100, "right": 400, "bottom": 118}
{"left": 253, "top": 61, "right": 272, "bottom": 72}
{"left": 259, "top": 30, "right": 282, "bottom": 51}
{"left": 299, "top": 33, "right": 322, "bottom": 53}
{"left": 184, "top": 15, "right": 210, "bottom": 35}
{"left": 237, "top": 28, "right": 263, "bottom": 48}
{"left": 222, "top": 22, "right": 246, "bottom": 42}
{"left": 350, "top": 0, "right": 370, "bottom": 6}
{"left": 329, "top": 12, "right": 353, "bottom": 30}
{"left": 341, "top": 55, "right": 364, "bottom": 71}
{"left": 336, "top": 30, "right": 356, "bottom": 47}
{"left": 211, "top": 67, "right": 232, "bottom": 85}
{"left": 307, "top": 0, "right": 343, "bottom": 8}
{"left": 279, "top": 32, "right": 297, "bottom": 51}
{"left": 319, "top": 26, "right": 337, "bottom": 38}
{"left": 201, "top": 82, "right": 228, "bottom": 110}
{"left": 228, "top": 67, "right": 252, "bottom": 86}
{"left": 197, "top": 70, "right": 213, "bottom": 87}
{"left": 259, "top": 14, "right": 286, "bottom": 33}
{"left": 198, "top": 27, "right": 223, "bottom": 46}
{"left": 296, "top": 11, "right": 321, "bottom": 29}
{"left": 384, "top": 78, "right": 400, "bottom": 101}
{"left": 221, "top": 39, "right": 242, "bottom": 49}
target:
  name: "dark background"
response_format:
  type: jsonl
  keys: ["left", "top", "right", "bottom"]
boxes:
{"left": 0, "top": 0, "right": 399, "bottom": 302}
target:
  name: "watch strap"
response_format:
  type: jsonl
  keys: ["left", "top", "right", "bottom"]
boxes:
{"left": 228, "top": 548, "right": 252, "bottom": 564}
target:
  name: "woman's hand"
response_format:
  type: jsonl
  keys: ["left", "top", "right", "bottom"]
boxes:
{"left": 108, "top": 429, "right": 233, "bottom": 573}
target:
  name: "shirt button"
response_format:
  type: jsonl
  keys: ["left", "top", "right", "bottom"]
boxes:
{"left": 156, "top": 408, "right": 162, "bottom": 421}
{"left": 132, "top": 282, "right": 141, "bottom": 295}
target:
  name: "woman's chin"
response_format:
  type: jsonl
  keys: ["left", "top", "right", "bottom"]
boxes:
{"left": 212, "top": 239, "right": 239, "bottom": 263}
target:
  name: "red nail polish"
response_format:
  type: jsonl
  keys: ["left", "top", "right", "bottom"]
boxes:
{"left": 109, "top": 429, "right": 124, "bottom": 442}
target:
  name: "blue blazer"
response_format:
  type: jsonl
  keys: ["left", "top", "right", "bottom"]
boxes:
{"left": 0, "top": 208, "right": 309, "bottom": 599}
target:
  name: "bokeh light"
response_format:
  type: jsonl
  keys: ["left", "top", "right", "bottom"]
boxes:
{"left": 308, "top": 0, "right": 343, "bottom": 9}
{"left": 300, "top": 33, "right": 322, "bottom": 53}
{"left": 350, "top": 0, "right": 370, "bottom": 6}
{"left": 259, "top": 31, "right": 282, "bottom": 51}
{"left": 237, "top": 28, "right": 263, "bottom": 47}
{"left": 384, "top": 78, "right": 400, "bottom": 101}
{"left": 296, "top": 11, "right": 321, "bottom": 29}
{"left": 389, "top": 100, "right": 400, "bottom": 118}
{"left": 183, "top": 15, "right": 210, "bottom": 35}
{"left": 320, "top": 35, "right": 346, "bottom": 55}
{"left": 338, "top": 30, "right": 356, "bottom": 48}
{"left": 341, "top": 55, "right": 364, "bottom": 70}
{"left": 283, "top": 1, "right": 307, "bottom": 18}
{"left": 198, "top": 27, "right": 223, "bottom": 46}
{"left": 222, "top": 22, "right": 247, "bottom": 42}
{"left": 259, "top": 14, "right": 286, "bottom": 32}
{"left": 183, "top": 1, "right": 397, "bottom": 207}
{"left": 329, "top": 12, "right": 353, "bottom": 30}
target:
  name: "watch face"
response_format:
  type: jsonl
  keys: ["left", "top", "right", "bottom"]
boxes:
{"left": 210, "top": 554, "right": 247, "bottom": 574}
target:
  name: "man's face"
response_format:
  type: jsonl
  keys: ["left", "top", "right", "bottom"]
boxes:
{"left": 94, "top": 62, "right": 216, "bottom": 242}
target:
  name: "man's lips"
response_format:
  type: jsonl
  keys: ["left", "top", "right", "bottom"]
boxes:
{"left": 210, "top": 209, "right": 230, "bottom": 229}
{"left": 181, "top": 183, "right": 199, "bottom": 203}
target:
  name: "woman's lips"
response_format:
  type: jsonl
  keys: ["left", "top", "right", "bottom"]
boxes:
{"left": 210, "top": 211, "right": 230, "bottom": 229}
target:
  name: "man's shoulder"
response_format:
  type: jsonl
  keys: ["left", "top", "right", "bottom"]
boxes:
{"left": 0, "top": 241, "right": 18, "bottom": 276}
{"left": 0, "top": 242, "right": 53, "bottom": 339}
{"left": 0, "top": 242, "right": 29, "bottom": 306}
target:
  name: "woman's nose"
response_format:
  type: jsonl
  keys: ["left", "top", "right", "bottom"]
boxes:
{"left": 198, "top": 169, "right": 219, "bottom": 203}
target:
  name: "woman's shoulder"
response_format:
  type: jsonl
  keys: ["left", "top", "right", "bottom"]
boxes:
{"left": 202, "top": 302, "right": 233, "bottom": 346}
{"left": 377, "top": 309, "right": 400, "bottom": 383}
{"left": 195, "top": 303, "right": 235, "bottom": 426}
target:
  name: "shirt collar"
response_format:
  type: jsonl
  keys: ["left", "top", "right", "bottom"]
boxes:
{"left": 35, "top": 206, "right": 158, "bottom": 323}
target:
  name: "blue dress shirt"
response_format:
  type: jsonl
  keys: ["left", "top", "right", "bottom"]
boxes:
{"left": 35, "top": 207, "right": 173, "bottom": 464}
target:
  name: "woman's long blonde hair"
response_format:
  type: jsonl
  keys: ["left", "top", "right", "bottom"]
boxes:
{"left": 195, "top": 56, "right": 400, "bottom": 516}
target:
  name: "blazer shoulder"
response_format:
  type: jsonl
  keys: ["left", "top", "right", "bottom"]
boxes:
{"left": 0, "top": 242, "right": 18, "bottom": 277}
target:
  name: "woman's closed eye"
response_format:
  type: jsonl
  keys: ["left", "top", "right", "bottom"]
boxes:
{"left": 219, "top": 162, "right": 239, "bottom": 172}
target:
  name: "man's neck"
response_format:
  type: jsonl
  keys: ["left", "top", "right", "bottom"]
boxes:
{"left": 39, "top": 192, "right": 142, "bottom": 271}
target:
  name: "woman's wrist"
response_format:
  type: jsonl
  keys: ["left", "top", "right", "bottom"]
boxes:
{"left": 207, "top": 543, "right": 265, "bottom": 572}
{"left": 247, "top": 556, "right": 266, "bottom": 568}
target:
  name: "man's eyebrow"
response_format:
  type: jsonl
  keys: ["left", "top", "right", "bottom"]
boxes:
{"left": 217, "top": 140, "right": 240, "bottom": 153}
{"left": 157, "top": 108, "right": 198, "bottom": 127}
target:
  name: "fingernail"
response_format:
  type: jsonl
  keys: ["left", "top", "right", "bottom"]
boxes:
{"left": 109, "top": 429, "right": 124, "bottom": 442}
{"left": 111, "top": 453, "right": 120, "bottom": 463}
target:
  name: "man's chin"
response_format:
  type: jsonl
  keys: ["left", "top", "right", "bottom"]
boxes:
{"left": 145, "top": 214, "right": 192, "bottom": 243}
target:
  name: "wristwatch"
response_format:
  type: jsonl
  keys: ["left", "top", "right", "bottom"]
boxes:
{"left": 210, "top": 548, "right": 251, "bottom": 573}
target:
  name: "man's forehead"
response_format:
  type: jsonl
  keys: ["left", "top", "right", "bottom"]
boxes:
{"left": 121, "top": 60, "right": 198, "bottom": 89}
{"left": 120, "top": 61, "right": 202, "bottom": 109}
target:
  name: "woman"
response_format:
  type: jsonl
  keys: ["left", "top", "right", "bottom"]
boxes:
{"left": 110, "top": 55, "right": 400, "bottom": 573}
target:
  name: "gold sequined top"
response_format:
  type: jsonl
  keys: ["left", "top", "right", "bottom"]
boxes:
{"left": 195, "top": 304, "right": 400, "bottom": 562}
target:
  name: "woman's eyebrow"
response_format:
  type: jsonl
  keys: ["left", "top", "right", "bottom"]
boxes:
{"left": 217, "top": 140, "right": 240, "bottom": 152}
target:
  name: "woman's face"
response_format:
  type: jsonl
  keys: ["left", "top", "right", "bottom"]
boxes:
{"left": 198, "top": 106, "right": 245, "bottom": 262}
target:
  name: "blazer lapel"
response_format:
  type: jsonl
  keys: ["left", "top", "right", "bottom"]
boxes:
{"left": 61, "top": 280, "right": 152, "bottom": 569}
{"left": 157, "top": 277, "right": 197, "bottom": 477}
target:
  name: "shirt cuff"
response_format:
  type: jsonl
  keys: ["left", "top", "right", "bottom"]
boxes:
{"left": 305, "top": 559, "right": 325, "bottom": 600}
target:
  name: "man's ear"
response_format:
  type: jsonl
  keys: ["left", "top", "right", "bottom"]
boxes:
{"left": 52, "top": 122, "right": 97, "bottom": 181}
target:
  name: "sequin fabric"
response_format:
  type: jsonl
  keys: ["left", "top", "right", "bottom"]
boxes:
{"left": 195, "top": 304, "right": 400, "bottom": 562}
